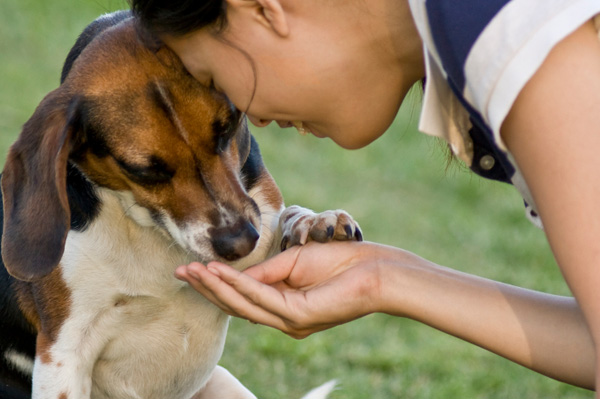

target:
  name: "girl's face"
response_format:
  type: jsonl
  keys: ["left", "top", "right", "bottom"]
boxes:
{"left": 164, "top": 0, "right": 423, "bottom": 149}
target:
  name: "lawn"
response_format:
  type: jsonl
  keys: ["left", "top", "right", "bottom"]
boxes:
{"left": 0, "top": 1, "right": 592, "bottom": 398}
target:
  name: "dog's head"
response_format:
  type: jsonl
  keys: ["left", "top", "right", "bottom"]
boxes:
{"left": 1, "top": 13, "right": 271, "bottom": 282}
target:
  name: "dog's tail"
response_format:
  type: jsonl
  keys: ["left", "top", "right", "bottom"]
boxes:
{"left": 300, "top": 380, "right": 337, "bottom": 399}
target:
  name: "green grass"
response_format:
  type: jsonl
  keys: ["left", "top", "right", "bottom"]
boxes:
{"left": 0, "top": 1, "right": 591, "bottom": 398}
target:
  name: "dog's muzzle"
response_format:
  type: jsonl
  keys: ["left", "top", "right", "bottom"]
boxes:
{"left": 209, "top": 220, "right": 260, "bottom": 261}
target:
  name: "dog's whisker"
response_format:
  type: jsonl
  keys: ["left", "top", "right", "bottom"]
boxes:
{"left": 119, "top": 202, "right": 139, "bottom": 222}
{"left": 167, "top": 241, "right": 181, "bottom": 252}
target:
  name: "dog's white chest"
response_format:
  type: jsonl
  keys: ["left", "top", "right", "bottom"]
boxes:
{"left": 91, "top": 288, "right": 229, "bottom": 399}
{"left": 52, "top": 198, "right": 232, "bottom": 399}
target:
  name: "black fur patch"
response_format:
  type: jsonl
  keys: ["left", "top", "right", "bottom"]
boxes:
{"left": 213, "top": 104, "right": 242, "bottom": 154}
{"left": 0, "top": 189, "right": 35, "bottom": 398}
{"left": 66, "top": 164, "right": 100, "bottom": 231}
{"left": 69, "top": 98, "right": 111, "bottom": 160}
{"left": 61, "top": 10, "right": 132, "bottom": 84}
{"left": 240, "top": 136, "right": 264, "bottom": 192}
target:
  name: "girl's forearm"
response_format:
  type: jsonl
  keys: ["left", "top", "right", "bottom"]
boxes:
{"left": 371, "top": 244, "right": 595, "bottom": 389}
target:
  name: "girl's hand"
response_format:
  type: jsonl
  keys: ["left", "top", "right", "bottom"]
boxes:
{"left": 175, "top": 241, "right": 383, "bottom": 338}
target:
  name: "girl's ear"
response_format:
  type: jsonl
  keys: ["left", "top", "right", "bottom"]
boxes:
{"left": 226, "top": 0, "right": 290, "bottom": 37}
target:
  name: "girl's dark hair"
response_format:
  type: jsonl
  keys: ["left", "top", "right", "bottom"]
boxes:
{"left": 129, "top": 0, "right": 226, "bottom": 37}
{"left": 129, "top": 0, "right": 258, "bottom": 114}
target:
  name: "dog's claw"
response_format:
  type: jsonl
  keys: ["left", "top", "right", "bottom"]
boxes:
{"left": 279, "top": 206, "right": 362, "bottom": 250}
{"left": 326, "top": 226, "right": 335, "bottom": 239}
{"left": 344, "top": 224, "right": 353, "bottom": 239}
{"left": 281, "top": 235, "right": 290, "bottom": 251}
{"left": 355, "top": 228, "right": 363, "bottom": 242}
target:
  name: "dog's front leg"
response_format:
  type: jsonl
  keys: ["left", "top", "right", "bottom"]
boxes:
{"left": 31, "top": 331, "right": 95, "bottom": 399}
{"left": 191, "top": 366, "right": 256, "bottom": 399}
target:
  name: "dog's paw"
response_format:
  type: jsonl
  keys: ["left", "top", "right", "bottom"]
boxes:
{"left": 279, "top": 205, "right": 363, "bottom": 251}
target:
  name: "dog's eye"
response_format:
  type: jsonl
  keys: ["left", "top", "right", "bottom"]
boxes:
{"left": 116, "top": 156, "right": 174, "bottom": 185}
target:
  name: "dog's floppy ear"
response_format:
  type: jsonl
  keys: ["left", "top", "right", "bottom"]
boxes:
{"left": 1, "top": 90, "right": 81, "bottom": 282}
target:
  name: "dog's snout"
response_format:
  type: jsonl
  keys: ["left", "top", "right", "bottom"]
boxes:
{"left": 210, "top": 220, "right": 259, "bottom": 261}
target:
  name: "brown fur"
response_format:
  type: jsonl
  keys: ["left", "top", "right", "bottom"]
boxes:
{"left": 11, "top": 269, "right": 72, "bottom": 365}
{"left": 2, "top": 20, "right": 268, "bottom": 282}
{"left": 2, "top": 16, "right": 273, "bottom": 375}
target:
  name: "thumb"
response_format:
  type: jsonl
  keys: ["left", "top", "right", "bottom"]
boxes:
{"left": 243, "top": 245, "right": 302, "bottom": 284}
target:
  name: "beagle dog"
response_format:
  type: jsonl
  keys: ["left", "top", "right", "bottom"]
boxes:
{"left": 0, "top": 11, "right": 361, "bottom": 399}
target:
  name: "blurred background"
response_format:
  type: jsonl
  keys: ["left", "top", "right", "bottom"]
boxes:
{"left": 0, "top": 1, "right": 590, "bottom": 398}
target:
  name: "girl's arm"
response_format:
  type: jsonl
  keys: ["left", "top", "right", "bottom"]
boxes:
{"left": 501, "top": 19, "right": 600, "bottom": 390}
{"left": 378, "top": 244, "right": 595, "bottom": 389}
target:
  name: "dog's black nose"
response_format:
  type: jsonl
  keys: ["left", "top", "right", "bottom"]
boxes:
{"left": 210, "top": 220, "right": 260, "bottom": 261}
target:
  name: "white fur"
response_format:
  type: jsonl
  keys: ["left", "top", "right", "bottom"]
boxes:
{"left": 32, "top": 185, "right": 284, "bottom": 399}
{"left": 301, "top": 380, "right": 338, "bottom": 399}
{"left": 30, "top": 183, "right": 332, "bottom": 399}
{"left": 112, "top": 190, "right": 157, "bottom": 228}
{"left": 192, "top": 366, "right": 257, "bottom": 399}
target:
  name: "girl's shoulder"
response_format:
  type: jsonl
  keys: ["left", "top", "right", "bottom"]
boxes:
{"left": 408, "top": 0, "right": 600, "bottom": 226}
{"left": 411, "top": 0, "right": 600, "bottom": 136}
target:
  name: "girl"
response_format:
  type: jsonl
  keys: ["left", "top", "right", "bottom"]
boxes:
{"left": 131, "top": 0, "right": 600, "bottom": 392}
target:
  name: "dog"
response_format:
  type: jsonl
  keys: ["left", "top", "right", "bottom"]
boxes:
{"left": 0, "top": 10, "right": 362, "bottom": 399}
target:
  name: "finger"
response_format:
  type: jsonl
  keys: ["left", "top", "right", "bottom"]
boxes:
{"left": 189, "top": 262, "right": 299, "bottom": 331}
{"left": 183, "top": 262, "right": 353, "bottom": 339}
{"left": 243, "top": 246, "right": 302, "bottom": 283}
{"left": 207, "top": 262, "right": 309, "bottom": 324}
{"left": 184, "top": 263, "right": 278, "bottom": 322}
{"left": 177, "top": 263, "right": 237, "bottom": 314}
